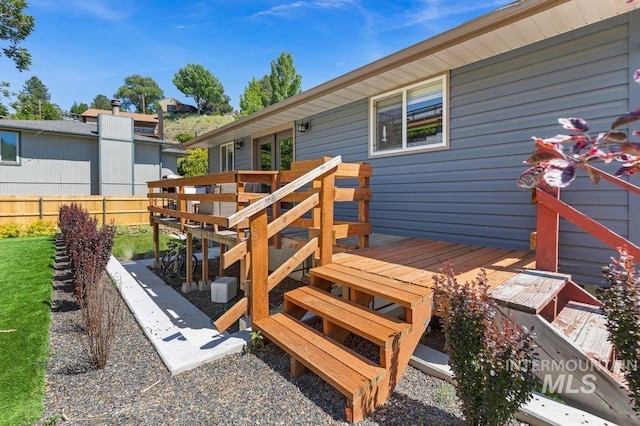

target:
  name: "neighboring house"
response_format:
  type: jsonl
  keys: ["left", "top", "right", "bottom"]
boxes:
{"left": 185, "top": 0, "right": 640, "bottom": 286}
{"left": 0, "top": 114, "right": 180, "bottom": 196}
{"left": 160, "top": 146, "right": 188, "bottom": 177}
{"left": 159, "top": 98, "right": 197, "bottom": 115}
{"left": 81, "top": 106, "right": 160, "bottom": 138}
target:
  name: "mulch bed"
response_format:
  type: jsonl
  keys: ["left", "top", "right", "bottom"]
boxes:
{"left": 39, "top": 242, "right": 464, "bottom": 425}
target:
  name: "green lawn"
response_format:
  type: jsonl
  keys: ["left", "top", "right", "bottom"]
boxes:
{"left": 0, "top": 236, "right": 55, "bottom": 426}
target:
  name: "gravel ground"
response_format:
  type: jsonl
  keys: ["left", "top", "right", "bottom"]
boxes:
{"left": 39, "top": 242, "right": 465, "bottom": 425}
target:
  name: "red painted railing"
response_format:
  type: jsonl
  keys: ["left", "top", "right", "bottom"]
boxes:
{"left": 535, "top": 165, "right": 640, "bottom": 272}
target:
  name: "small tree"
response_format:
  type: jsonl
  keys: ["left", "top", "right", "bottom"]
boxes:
{"left": 173, "top": 63, "right": 231, "bottom": 114}
{"left": 178, "top": 148, "right": 208, "bottom": 177}
{"left": 434, "top": 261, "right": 537, "bottom": 426}
{"left": 114, "top": 74, "right": 164, "bottom": 114}
{"left": 11, "top": 75, "right": 60, "bottom": 119}
{"left": 90, "top": 94, "right": 112, "bottom": 110}
{"left": 266, "top": 51, "right": 302, "bottom": 105}
{"left": 239, "top": 77, "right": 265, "bottom": 116}
{"left": 70, "top": 101, "right": 88, "bottom": 114}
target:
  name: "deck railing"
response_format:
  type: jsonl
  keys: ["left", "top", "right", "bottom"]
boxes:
{"left": 534, "top": 164, "right": 640, "bottom": 272}
{"left": 146, "top": 156, "right": 372, "bottom": 330}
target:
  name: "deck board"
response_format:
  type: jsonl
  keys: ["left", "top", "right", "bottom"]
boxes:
{"left": 335, "top": 235, "right": 535, "bottom": 294}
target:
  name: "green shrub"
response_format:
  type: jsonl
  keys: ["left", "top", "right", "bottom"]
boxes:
{"left": 0, "top": 223, "right": 22, "bottom": 239}
{"left": 598, "top": 248, "right": 640, "bottom": 411}
{"left": 434, "top": 261, "right": 537, "bottom": 426}
{"left": 23, "top": 220, "right": 57, "bottom": 237}
{"left": 135, "top": 225, "right": 151, "bottom": 234}
{"left": 114, "top": 224, "right": 131, "bottom": 235}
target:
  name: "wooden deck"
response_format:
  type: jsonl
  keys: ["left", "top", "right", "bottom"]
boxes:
{"left": 330, "top": 234, "right": 536, "bottom": 293}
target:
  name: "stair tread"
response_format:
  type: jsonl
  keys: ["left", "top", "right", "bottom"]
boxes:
{"left": 551, "top": 301, "right": 612, "bottom": 365}
{"left": 254, "top": 313, "right": 386, "bottom": 399}
{"left": 491, "top": 271, "right": 568, "bottom": 314}
{"left": 286, "top": 285, "right": 411, "bottom": 347}
{"left": 310, "top": 263, "right": 431, "bottom": 308}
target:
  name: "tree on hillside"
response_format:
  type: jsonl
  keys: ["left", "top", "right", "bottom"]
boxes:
{"left": 238, "top": 51, "right": 302, "bottom": 116}
{"left": 173, "top": 64, "right": 232, "bottom": 115}
{"left": 114, "top": 75, "right": 164, "bottom": 114}
{"left": 0, "top": 0, "right": 35, "bottom": 71}
{"left": 239, "top": 77, "right": 265, "bottom": 117}
{"left": 178, "top": 148, "right": 208, "bottom": 177}
{"left": 11, "top": 75, "right": 61, "bottom": 120}
{"left": 70, "top": 101, "right": 88, "bottom": 114}
{"left": 90, "top": 94, "right": 112, "bottom": 110}
{"left": 267, "top": 51, "right": 302, "bottom": 105}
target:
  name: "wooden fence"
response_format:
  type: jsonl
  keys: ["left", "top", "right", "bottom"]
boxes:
{"left": 0, "top": 196, "right": 149, "bottom": 226}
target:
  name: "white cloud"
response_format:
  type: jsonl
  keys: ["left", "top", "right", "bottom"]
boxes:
{"left": 388, "top": 0, "right": 511, "bottom": 31}
{"left": 29, "top": 0, "right": 135, "bottom": 22}
{"left": 251, "top": 0, "right": 355, "bottom": 19}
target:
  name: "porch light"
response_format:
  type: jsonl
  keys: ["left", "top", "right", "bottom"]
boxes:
{"left": 234, "top": 140, "right": 244, "bottom": 149}
{"left": 297, "top": 122, "right": 310, "bottom": 133}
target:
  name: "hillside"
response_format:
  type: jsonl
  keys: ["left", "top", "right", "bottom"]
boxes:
{"left": 163, "top": 114, "right": 236, "bottom": 142}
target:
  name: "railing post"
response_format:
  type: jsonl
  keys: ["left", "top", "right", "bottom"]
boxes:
{"left": 178, "top": 185, "right": 186, "bottom": 229}
{"left": 249, "top": 209, "right": 269, "bottom": 322}
{"left": 153, "top": 222, "right": 160, "bottom": 268}
{"left": 318, "top": 171, "right": 336, "bottom": 266}
{"left": 359, "top": 174, "right": 370, "bottom": 249}
{"left": 536, "top": 187, "right": 559, "bottom": 272}
{"left": 39, "top": 197, "right": 43, "bottom": 220}
{"left": 102, "top": 197, "right": 107, "bottom": 225}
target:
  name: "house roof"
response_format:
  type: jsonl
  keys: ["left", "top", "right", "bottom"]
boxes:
{"left": 81, "top": 109, "right": 158, "bottom": 124}
{"left": 0, "top": 119, "right": 176, "bottom": 145}
{"left": 184, "top": 0, "right": 640, "bottom": 149}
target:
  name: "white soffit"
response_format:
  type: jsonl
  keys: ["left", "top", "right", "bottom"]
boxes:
{"left": 187, "top": 0, "right": 639, "bottom": 148}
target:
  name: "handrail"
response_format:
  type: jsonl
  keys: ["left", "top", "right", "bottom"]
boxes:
{"left": 584, "top": 164, "right": 640, "bottom": 196}
{"left": 535, "top": 165, "right": 640, "bottom": 271}
{"left": 226, "top": 156, "right": 342, "bottom": 228}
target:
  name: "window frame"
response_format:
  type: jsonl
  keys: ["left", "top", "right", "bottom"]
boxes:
{"left": 0, "top": 130, "right": 20, "bottom": 164}
{"left": 220, "top": 141, "right": 234, "bottom": 172}
{"left": 369, "top": 73, "right": 449, "bottom": 158}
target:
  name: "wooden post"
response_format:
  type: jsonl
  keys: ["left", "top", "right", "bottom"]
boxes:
{"left": 39, "top": 197, "right": 43, "bottom": 220}
{"left": 219, "top": 244, "right": 226, "bottom": 277}
{"left": 536, "top": 187, "right": 559, "bottom": 272}
{"left": 359, "top": 174, "right": 370, "bottom": 249}
{"left": 318, "top": 171, "right": 335, "bottom": 266}
{"left": 153, "top": 222, "right": 159, "bottom": 267}
{"left": 202, "top": 238, "right": 209, "bottom": 282}
{"left": 272, "top": 172, "right": 282, "bottom": 249}
{"left": 178, "top": 185, "right": 186, "bottom": 229}
{"left": 102, "top": 197, "right": 107, "bottom": 225}
{"left": 186, "top": 233, "right": 193, "bottom": 283}
{"left": 249, "top": 210, "right": 269, "bottom": 322}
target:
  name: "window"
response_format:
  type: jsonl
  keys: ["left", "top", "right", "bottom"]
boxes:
{"left": 254, "top": 129, "right": 293, "bottom": 171}
{"left": 370, "top": 74, "right": 448, "bottom": 157}
{"left": 0, "top": 130, "right": 19, "bottom": 163}
{"left": 220, "top": 142, "right": 234, "bottom": 172}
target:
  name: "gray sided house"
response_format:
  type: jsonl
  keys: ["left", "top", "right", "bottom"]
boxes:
{"left": 0, "top": 115, "right": 181, "bottom": 196}
{"left": 186, "top": 0, "right": 640, "bottom": 286}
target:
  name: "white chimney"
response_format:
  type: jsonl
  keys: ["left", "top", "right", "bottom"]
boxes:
{"left": 111, "top": 99, "right": 120, "bottom": 115}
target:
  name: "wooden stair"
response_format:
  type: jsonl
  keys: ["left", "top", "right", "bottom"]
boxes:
{"left": 491, "top": 271, "right": 637, "bottom": 425}
{"left": 253, "top": 260, "right": 433, "bottom": 423}
{"left": 551, "top": 301, "right": 613, "bottom": 368}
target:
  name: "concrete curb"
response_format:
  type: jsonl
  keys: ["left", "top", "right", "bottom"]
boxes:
{"left": 106, "top": 255, "right": 250, "bottom": 374}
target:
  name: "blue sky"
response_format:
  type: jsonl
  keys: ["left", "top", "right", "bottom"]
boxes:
{"left": 2, "top": 0, "right": 511, "bottom": 113}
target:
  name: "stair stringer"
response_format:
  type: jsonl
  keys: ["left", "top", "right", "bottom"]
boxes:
{"left": 370, "top": 293, "right": 434, "bottom": 411}
{"left": 495, "top": 305, "right": 638, "bottom": 426}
